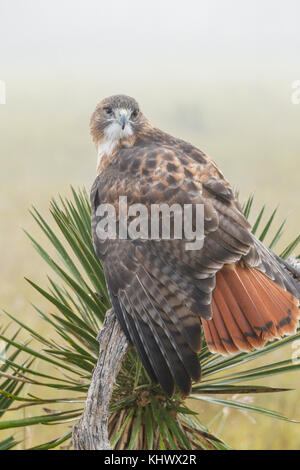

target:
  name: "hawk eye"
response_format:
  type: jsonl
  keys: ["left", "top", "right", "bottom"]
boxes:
{"left": 131, "top": 109, "right": 139, "bottom": 120}
{"left": 104, "top": 106, "right": 113, "bottom": 116}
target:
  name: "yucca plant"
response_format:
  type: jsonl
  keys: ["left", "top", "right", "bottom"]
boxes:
{"left": 0, "top": 187, "right": 299, "bottom": 450}
{"left": 0, "top": 326, "right": 31, "bottom": 449}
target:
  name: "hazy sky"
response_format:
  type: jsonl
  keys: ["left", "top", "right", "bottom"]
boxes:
{"left": 0, "top": 1, "right": 299, "bottom": 270}
{"left": 1, "top": 0, "right": 300, "bottom": 81}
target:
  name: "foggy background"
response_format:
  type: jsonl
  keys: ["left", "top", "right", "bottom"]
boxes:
{"left": 0, "top": 0, "right": 299, "bottom": 449}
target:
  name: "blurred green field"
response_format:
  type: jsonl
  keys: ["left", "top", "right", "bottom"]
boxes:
{"left": 0, "top": 76, "right": 299, "bottom": 449}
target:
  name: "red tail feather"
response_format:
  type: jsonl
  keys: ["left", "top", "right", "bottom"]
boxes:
{"left": 202, "top": 263, "right": 300, "bottom": 354}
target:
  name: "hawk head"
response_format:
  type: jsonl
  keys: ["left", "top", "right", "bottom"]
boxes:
{"left": 90, "top": 94, "right": 149, "bottom": 143}
{"left": 90, "top": 94, "right": 149, "bottom": 172}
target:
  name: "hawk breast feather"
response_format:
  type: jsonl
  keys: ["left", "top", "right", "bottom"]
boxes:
{"left": 90, "top": 130, "right": 300, "bottom": 396}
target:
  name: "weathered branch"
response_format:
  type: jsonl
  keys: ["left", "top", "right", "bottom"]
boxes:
{"left": 72, "top": 309, "right": 129, "bottom": 450}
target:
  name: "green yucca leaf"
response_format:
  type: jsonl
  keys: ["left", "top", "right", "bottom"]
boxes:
{"left": 0, "top": 333, "right": 82, "bottom": 376}
{"left": 243, "top": 195, "right": 292, "bottom": 251}
{"left": 192, "top": 384, "right": 290, "bottom": 394}
{"left": 251, "top": 204, "right": 266, "bottom": 235}
{"left": 49, "top": 198, "right": 109, "bottom": 301}
{"left": 3, "top": 310, "right": 57, "bottom": 349}
{"left": 161, "top": 405, "right": 191, "bottom": 449}
{"left": 28, "top": 208, "right": 84, "bottom": 287}
{"left": 128, "top": 406, "right": 143, "bottom": 450}
{"left": 151, "top": 397, "right": 178, "bottom": 449}
{"left": 179, "top": 413, "right": 232, "bottom": 450}
{"left": 28, "top": 430, "right": 72, "bottom": 450}
{"left": 0, "top": 409, "right": 83, "bottom": 430}
{"left": 50, "top": 314, "right": 99, "bottom": 354}
{"left": 49, "top": 211, "right": 108, "bottom": 301}
{"left": 1, "top": 357, "right": 77, "bottom": 385}
{"left": 110, "top": 408, "right": 135, "bottom": 448}
{"left": 145, "top": 405, "right": 154, "bottom": 450}
{"left": 259, "top": 207, "right": 278, "bottom": 242}
{"left": 201, "top": 329, "right": 300, "bottom": 376}
{"left": 48, "top": 280, "right": 99, "bottom": 331}
{"left": 242, "top": 193, "right": 254, "bottom": 219}
{"left": 0, "top": 436, "right": 21, "bottom": 450}
{"left": 0, "top": 354, "right": 39, "bottom": 449}
{"left": 190, "top": 395, "right": 298, "bottom": 423}
{"left": 280, "top": 235, "right": 300, "bottom": 259}
{"left": 26, "top": 279, "right": 101, "bottom": 336}
{"left": 268, "top": 219, "right": 286, "bottom": 250}
{"left": 211, "top": 362, "right": 300, "bottom": 386}
{"left": 172, "top": 405, "right": 198, "bottom": 415}
{"left": 159, "top": 433, "right": 166, "bottom": 450}
{"left": 0, "top": 389, "right": 84, "bottom": 409}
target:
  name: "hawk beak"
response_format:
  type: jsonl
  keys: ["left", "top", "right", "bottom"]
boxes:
{"left": 118, "top": 109, "right": 128, "bottom": 130}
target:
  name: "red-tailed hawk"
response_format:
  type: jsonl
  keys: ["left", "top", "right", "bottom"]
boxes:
{"left": 90, "top": 94, "right": 300, "bottom": 397}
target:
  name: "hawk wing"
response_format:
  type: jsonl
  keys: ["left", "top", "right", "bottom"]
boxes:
{"left": 91, "top": 143, "right": 300, "bottom": 396}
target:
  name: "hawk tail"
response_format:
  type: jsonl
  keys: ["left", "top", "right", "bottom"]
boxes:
{"left": 202, "top": 263, "right": 300, "bottom": 354}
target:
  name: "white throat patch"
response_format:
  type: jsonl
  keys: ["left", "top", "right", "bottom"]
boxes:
{"left": 96, "top": 121, "right": 133, "bottom": 170}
